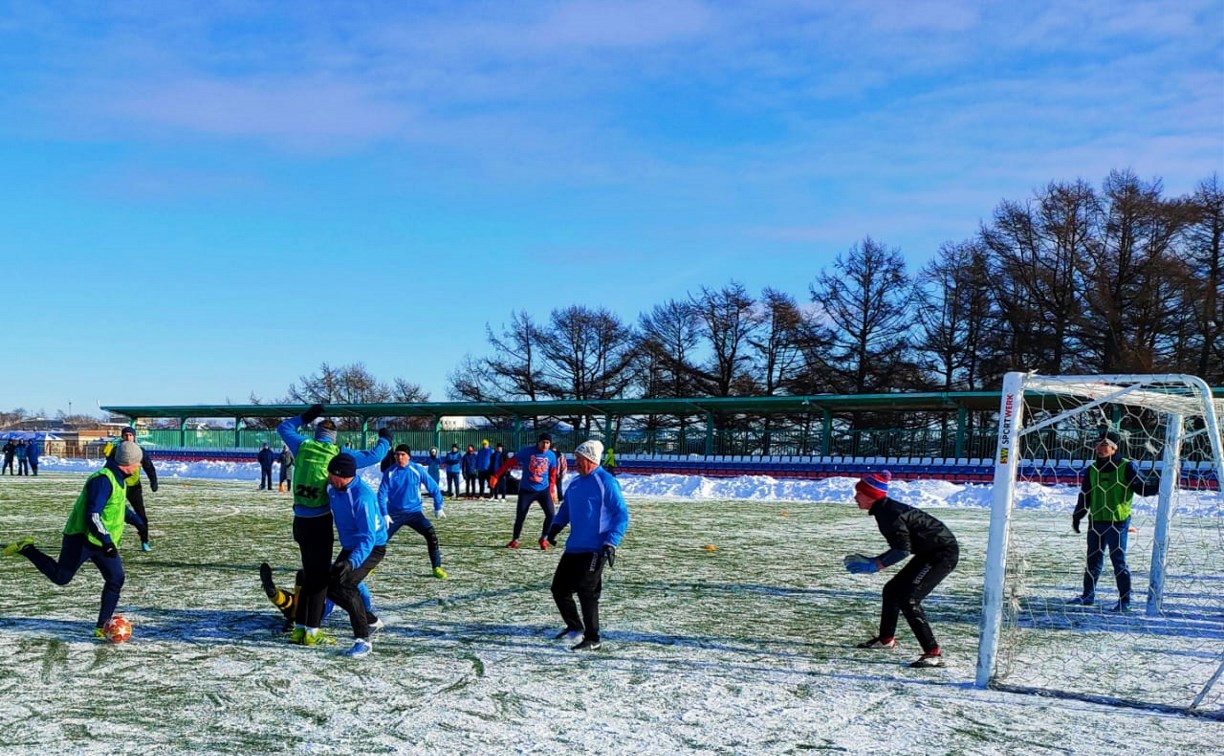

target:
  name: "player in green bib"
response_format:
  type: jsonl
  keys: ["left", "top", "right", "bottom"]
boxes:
{"left": 1069, "top": 429, "right": 1161, "bottom": 611}
{"left": 277, "top": 404, "right": 392, "bottom": 645}
{"left": 2, "top": 441, "right": 145, "bottom": 638}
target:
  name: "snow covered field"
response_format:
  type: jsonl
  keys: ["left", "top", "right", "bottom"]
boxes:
{"left": 1, "top": 464, "right": 1222, "bottom": 754}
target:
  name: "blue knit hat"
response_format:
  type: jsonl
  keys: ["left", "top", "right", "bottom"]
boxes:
{"left": 855, "top": 471, "right": 891, "bottom": 501}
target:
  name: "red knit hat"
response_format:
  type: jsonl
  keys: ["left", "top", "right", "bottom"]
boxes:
{"left": 855, "top": 471, "right": 891, "bottom": 501}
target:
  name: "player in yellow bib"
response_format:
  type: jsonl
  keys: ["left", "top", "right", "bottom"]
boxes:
{"left": 277, "top": 404, "right": 391, "bottom": 645}
{"left": 2, "top": 441, "right": 145, "bottom": 638}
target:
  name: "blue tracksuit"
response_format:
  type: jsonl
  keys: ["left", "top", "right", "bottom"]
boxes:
{"left": 329, "top": 477, "right": 385, "bottom": 569}
{"left": 476, "top": 446, "right": 493, "bottom": 471}
{"left": 379, "top": 461, "right": 445, "bottom": 569}
{"left": 552, "top": 467, "right": 629, "bottom": 553}
{"left": 379, "top": 462, "right": 444, "bottom": 516}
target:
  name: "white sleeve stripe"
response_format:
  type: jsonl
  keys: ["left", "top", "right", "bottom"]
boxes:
{"left": 90, "top": 512, "right": 111, "bottom": 538}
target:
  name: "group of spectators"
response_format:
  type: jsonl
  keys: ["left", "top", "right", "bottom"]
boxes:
{"left": 438, "top": 440, "right": 512, "bottom": 500}
{"left": 256, "top": 443, "right": 296, "bottom": 492}
{"left": 1, "top": 439, "right": 40, "bottom": 476}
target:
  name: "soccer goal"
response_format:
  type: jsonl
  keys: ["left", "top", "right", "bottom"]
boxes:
{"left": 976, "top": 373, "right": 1224, "bottom": 716}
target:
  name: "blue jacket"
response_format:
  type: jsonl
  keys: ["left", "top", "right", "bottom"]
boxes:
{"left": 476, "top": 445, "right": 493, "bottom": 470}
{"left": 490, "top": 449, "right": 505, "bottom": 472}
{"left": 461, "top": 451, "right": 479, "bottom": 475}
{"left": 379, "top": 461, "right": 444, "bottom": 516}
{"left": 443, "top": 450, "right": 462, "bottom": 474}
{"left": 552, "top": 466, "right": 629, "bottom": 553}
{"left": 27, "top": 442, "right": 40, "bottom": 463}
{"left": 425, "top": 454, "right": 441, "bottom": 481}
{"left": 329, "top": 476, "right": 385, "bottom": 569}
{"left": 257, "top": 447, "right": 276, "bottom": 469}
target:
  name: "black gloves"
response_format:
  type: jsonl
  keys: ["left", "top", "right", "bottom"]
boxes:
{"left": 1072, "top": 514, "right": 1083, "bottom": 534}
{"left": 101, "top": 542, "right": 118, "bottom": 559}
{"left": 546, "top": 526, "right": 562, "bottom": 547}
{"left": 301, "top": 404, "right": 326, "bottom": 424}
{"left": 378, "top": 428, "right": 394, "bottom": 442}
{"left": 602, "top": 544, "right": 616, "bottom": 569}
{"left": 149, "top": 481, "right": 158, "bottom": 493}
{"left": 331, "top": 558, "right": 352, "bottom": 582}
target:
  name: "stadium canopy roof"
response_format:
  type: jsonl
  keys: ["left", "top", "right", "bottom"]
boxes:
{"left": 102, "top": 391, "right": 1010, "bottom": 422}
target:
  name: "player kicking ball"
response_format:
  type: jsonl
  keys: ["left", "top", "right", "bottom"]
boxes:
{"left": 844, "top": 471, "right": 959, "bottom": 668}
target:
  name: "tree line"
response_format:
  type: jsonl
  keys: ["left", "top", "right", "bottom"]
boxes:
{"left": 234, "top": 169, "right": 1222, "bottom": 440}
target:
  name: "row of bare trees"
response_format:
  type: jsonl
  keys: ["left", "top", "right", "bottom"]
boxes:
{"left": 450, "top": 171, "right": 1222, "bottom": 413}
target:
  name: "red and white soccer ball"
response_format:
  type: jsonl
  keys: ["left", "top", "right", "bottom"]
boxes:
{"left": 103, "top": 615, "right": 133, "bottom": 644}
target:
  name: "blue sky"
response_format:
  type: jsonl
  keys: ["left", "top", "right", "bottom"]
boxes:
{"left": 1, "top": 1, "right": 1221, "bottom": 416}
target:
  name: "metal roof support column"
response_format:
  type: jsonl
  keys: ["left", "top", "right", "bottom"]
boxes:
{"left": 705, "top": 411, "right": 714, "bottom": 457}
{"left": 513, "top": 416, "right": 523, "bottom": 449}
{"left": 955, "top": 406, "right": 967, "bottom": 458}
{"left": 433, "top": 416, "right": 442, "bottom": 452}
{"left": 234, "top": 418, "right": 243, "bottom": 448}
{"left": 821, "top": 410, "right": 832, "bottom": 456}
{"left": 180, "top": 418, "right": 188, "bottom": 448}
{"left": 362, "top": 418, "right": 369, "bottom": 446}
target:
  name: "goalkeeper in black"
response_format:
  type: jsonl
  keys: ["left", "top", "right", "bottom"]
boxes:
{"left": 844, "top": 471, "right": 959, "bottom": 668}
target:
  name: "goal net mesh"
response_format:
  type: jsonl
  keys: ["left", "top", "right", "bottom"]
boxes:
{"left": 986, "top": 374, "right": 1224, "bottom": 715}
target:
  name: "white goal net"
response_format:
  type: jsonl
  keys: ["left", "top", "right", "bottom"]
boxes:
{"left": 976, "top": 373, "right": 1224, "bottom": 716}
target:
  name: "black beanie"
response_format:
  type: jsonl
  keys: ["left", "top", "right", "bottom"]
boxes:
{"left": 538, "top": 433, "right": 552, "bottom": 443}
{"left": 395, "top": 444, "right": 411, "bottom": 454}
{"left": 327, "top": 453, "right": 357, "bottom": 478}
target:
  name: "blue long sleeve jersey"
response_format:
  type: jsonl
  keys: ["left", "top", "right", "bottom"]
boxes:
{"left": 443, "top": 450, "right": 463, "bottom": 473}
{"left": 329, "top": 477, "right": 386, "bottom": 569}
{"left": 551, "top": 466, "right": 629, "bottom": 553}
{"left": 378, "top": 461, "right": 444, "bottom": 516}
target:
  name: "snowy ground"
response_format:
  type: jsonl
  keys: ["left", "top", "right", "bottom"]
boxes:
{"left": 0, "top": 464, "right": 1222, "bottom": 754}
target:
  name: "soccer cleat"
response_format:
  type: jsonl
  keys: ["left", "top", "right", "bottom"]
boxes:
{"left": 1109, "top": 600, "right": 1131, "bottom": 612}
{"left": 555, "top": 628, "right": 583, "bottom": 642}
{"left": 506, "top": 540, "right": 520, "bottom": 549}
{"left": 288, "top": 627, "right": 306, "bottom": 644}
{"left": 368, "top": 619, "right": 386, "bottom": 634}
{"left": 910, "top": 650, "right": 945, "bottom": 668}
{"left": 433, "top": 566, "right": 448, "bottom": 580}
{"left": 93, "top": 627, "right": 107, "bottom": 640}
{"left": 856, "top": 636, "right": 897, "bottom": 649}
{"left": 571, "top": 638, "right": 602, "bottom": 651}
{"left": 343, "top": 639, "right": 372, "bottom": 658}
{"left": 302, "top": 630, "right": 336, "bottom": 647}
{"left": 140, "top": 542, "right": 152, "bottom": 552}
{"left": 538, "top": 538, "right": 550, "bottom": 551}
{"left": 259, "top": 562, "right": 278, "bottom": 600}
{"left": 1, "top": 537, "right": 35, "bottom": 557}
{"left": 1067, "top": 595, "right": 1094, "bottom": 606}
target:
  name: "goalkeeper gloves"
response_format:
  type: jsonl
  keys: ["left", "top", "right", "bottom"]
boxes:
{"left": 602, "top": 544, "right": 617, "bottom": 568}
{"left": 377, "top": 428, "right": 394, "bottom": 442}
{"left": 843, "top": 553, "right": 878, "bottom": 574}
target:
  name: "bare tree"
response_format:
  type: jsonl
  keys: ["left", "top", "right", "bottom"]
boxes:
{"left": 688, "top": 282, "right": 762, "bottom": 397}
{"left": 810, "top": 236, "right": 918, "bottom": 395}
{"left": 981, "top": 180, "right": 1099, "bottom": 374}
{"left": 915, "top": 240, "right": 996, "bottom": 390}
{"left": 1182, "top": 174, "right": 1224, "bottom": 381}
{"left": 448, "top": 311, "right": 547, "bottom": 402}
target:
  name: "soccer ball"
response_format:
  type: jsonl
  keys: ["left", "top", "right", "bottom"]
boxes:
{"left": 103, "top": 615, "right": 132, "bottom": 644}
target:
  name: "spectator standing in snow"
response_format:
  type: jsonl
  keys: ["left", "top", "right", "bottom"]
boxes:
{"left": 27, "top": 439, "right": 40, "bottom": 476}
{"left": 443, "top": 444, "right": 462, "bottom": 499}
{"left": 489, "top": 443, "right": 508, "bottom": 500}
{"left": 425, "top": 448, "right": 442, "bottom": 487}
{"left": 844, "top": 471, "right": 959, "bottom": 668}
{"left": 461, "top": 444, "right": 479, "bottom": 499}
{"left": 1068, "top": 429, "right": 1160, "bottom": 611}
{"left": 2, "top": 440, "right": 15, "bottom": 475}
{"left": 257, "top": 443, "right": 276, "bottom": 490}
{"left": 476, "top": 439, "right": 494, "bottom": 498}
{"left": 278, "top": 445, "right": 294, "bottom": 493}
{"left": 15, "top": 440, "right": 28, "bottom": 475}
{"left": 545, "top": 439, "right": 628, "bottom": 651}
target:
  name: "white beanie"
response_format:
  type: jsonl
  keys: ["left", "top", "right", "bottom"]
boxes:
{"left": 575, "top": 439, "right": 604, "bottom": 465}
